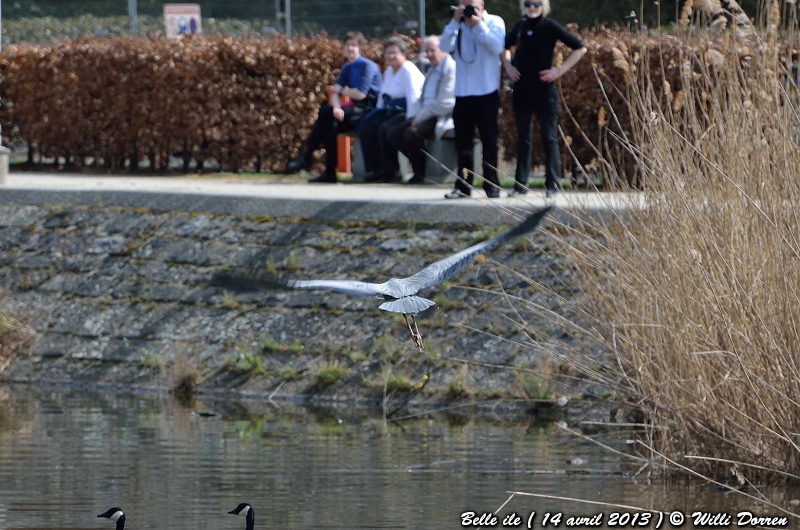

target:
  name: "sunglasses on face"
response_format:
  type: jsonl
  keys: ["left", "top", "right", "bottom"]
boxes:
{"left": 524, "top": 1, "right": 542, "bottom": 7}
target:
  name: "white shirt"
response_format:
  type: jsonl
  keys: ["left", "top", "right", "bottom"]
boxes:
{"left": 377, "top": 61, "right": 425, "bottom": 118}
{"left": 440, "top": 11, "right": 506, "bottom": 97}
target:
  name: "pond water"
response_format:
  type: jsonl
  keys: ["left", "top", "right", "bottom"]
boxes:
{"left": 0, "top": 385, "right": 794, "bottom": 529}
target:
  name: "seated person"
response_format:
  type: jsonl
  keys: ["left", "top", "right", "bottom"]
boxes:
{"left": 358, "top": 37, "right": 425, "bottom": 182}
{"left": 387, "top": 35, "right": 456, "bottom": 184}
{"left": 286, "top": 31, "right": 382, "bottom": 183}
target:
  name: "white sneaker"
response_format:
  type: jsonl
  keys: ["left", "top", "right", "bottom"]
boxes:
{"left": 444, "top": 189, "right": 468, "bottom": 199}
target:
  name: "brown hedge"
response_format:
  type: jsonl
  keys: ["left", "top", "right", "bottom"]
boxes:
{"left": 0, "top": 31, "right": 791, "bottom": 180}
{"left": 0, "top": 34, "right": 393, "bottom": 172}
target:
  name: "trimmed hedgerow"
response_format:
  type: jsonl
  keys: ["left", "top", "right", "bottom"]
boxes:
{"left": 0, "top": 31, "right": 794, "bottom": 184}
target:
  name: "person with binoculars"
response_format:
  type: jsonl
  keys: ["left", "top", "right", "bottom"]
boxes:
{"left": 503, "top": 0, "right": 587, "bottom": 198}
{"left": 440, "top": 0, "right": 506, "bottom": 199}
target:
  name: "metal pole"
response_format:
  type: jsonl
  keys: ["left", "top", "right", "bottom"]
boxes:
{"left": 0, "top": 0, "right": 10, "bottom": 188}
{"left": 128, "top": 0, "right": 138, "bottom": 35}
{"left": 0, "top": 0, "right": 6, "bottom": 185}
{"left": 419, "top": 0, "right": 425, "bottom": 42}
{"left": 0, "top": 0, "right": 9, "bottom": 187}
{"left": 285, "top": 0, "right": 291, "bottom": 37}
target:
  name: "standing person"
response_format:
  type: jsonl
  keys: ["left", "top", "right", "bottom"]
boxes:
{"left": 285, "top": 31, "right": 382, "bottom": 183}
{"left": 503, "top": 0, "right": 586, "bottom": 197}
{"left": 358, "top": 37, "right": 425, "bottom": 183}
{"left": 440, "top": 0, "right": 506, "bottom": 199}
{"left": 387, "top": 35, "right": 456, "bottom": 184}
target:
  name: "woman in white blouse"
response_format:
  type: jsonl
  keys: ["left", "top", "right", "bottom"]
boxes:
{"left": 359, "top": 37, "right": 425, "bottom": 182}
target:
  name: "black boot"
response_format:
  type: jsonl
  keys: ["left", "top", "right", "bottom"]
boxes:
{"left": 285, "top": 153, "right": 311, "bottom": 174}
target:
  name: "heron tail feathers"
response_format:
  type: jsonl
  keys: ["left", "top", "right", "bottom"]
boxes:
{"left": 379, "top": 296, "right": 436, "bottom": 315}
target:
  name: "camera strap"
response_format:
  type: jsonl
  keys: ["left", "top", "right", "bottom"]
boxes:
{"left": 456, "top": 24, "right": 478, "bottom": 65}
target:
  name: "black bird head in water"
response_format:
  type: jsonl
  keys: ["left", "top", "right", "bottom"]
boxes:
{"left": 229, "top": 503, "right": 255, "bottom": 530}
{"left": 97, "top": 508, "right": 125, "bottom": 530}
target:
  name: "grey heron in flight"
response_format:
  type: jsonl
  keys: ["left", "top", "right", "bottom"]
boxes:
{"left": 212, "top": 207, "right": 552, "bottom": 350}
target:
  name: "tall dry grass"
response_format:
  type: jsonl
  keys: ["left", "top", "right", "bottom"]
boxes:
{"left": 559, "top": 0, "right": 800, "bottom": 484}
{"left": 0, "top": 294, "right": 37, "bottom": 376}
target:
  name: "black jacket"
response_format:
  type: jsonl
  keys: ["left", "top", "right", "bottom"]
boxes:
{"left": 505, "top": 15, "right": 583, "bottom": 93}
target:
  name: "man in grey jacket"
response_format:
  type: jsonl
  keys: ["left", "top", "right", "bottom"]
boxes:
{"left": 387, "top": 35, "right": 456, "bottom": 184}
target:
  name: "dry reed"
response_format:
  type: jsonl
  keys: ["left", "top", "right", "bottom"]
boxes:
{"left": 558, "top": 0, "right": 800, "bottom": 483}
{"left": 0, "top": 296, "right": 37, "bottom": 376}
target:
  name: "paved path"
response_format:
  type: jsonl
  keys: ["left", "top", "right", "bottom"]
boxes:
{"left": 1, "top": 172, "right": 642, "bottom": 224}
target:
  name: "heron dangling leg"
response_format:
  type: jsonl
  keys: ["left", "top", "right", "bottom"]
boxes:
{"left": 403, "top": 314, "right": 424, "bottom": 351}
{"left": 410, "top": 315, "right": 424, "bottom": 351}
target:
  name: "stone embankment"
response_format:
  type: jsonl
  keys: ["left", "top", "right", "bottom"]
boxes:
{"left": 0, "top": 189, "right": 609, "bottom": 420}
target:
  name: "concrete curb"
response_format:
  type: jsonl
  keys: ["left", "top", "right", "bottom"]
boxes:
{"left": 0, "top": 188, "right": 567, "bottom": 225}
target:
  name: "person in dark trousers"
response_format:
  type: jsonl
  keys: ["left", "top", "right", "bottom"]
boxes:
{"left": 358, "top": 37, "right": 424, "bottom": 182}
{"left": 286, "top": 31, "right": 382, "bottom": 183}
{"left": 387, "top": 35, "right": 456, "bottom": 184}
{"left": 503, "top": 0, "right": 586, "bottom": 198}
{"left": 440, "top": 0, "right": 506, "bottom": 199}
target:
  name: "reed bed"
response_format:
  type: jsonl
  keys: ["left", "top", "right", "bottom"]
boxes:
{"left": 557, "top": 0, "right": 800, "bottom": 483}
{"left": 0, "top": 296, "right": 36, "bottom": 376}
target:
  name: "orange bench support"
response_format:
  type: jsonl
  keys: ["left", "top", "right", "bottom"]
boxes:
{"left": 327, "top": 86, "right": 352, "bottom": 175}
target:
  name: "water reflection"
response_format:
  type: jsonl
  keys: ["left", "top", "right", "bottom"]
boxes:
{"left": 0, "top": 385, "right": 794, "bottom": 529}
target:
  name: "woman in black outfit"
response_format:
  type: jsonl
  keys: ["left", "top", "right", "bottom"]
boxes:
{"left": 503, "top": 0, "right": 586, "bottom": 197}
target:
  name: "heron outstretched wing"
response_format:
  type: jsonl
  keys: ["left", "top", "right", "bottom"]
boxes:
{"left": 402, "top": 206, "right": 552, "bottom": 292}
{"left": 286, "top": 279, "right": 389, "bottom": 297}
{"left": 212, "top": 207, "right": 550, "bottom": 299}
{"left": 211, "top": 272, "right": 388, "bottom": 298}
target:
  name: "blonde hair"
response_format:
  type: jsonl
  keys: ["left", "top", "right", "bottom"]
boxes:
{"left": 520, "top": 0, "right": 550, "bottom": 16}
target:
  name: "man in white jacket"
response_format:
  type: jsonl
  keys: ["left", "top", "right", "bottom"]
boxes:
{"left": 440, "top": 0, "right": 505, "bottom": 198}
{"left": 387, "top": 36, "right": 456, "bottom": 184}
